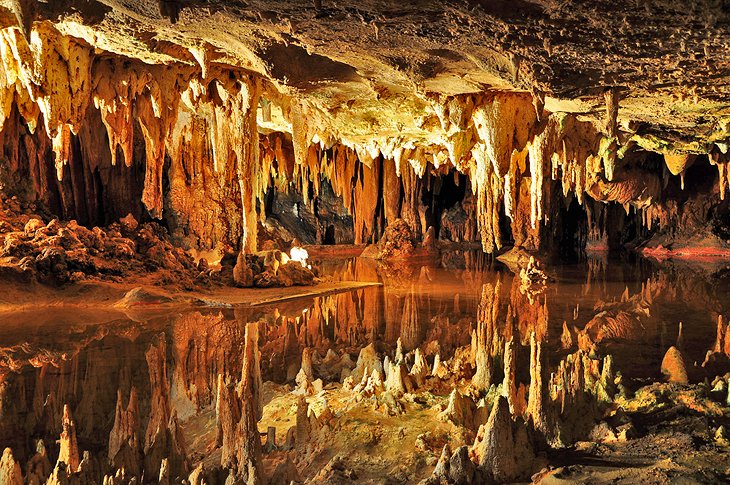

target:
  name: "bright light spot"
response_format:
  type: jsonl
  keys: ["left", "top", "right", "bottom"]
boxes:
{"left": 290, "top": 246, "right": 310, "bottom": 269}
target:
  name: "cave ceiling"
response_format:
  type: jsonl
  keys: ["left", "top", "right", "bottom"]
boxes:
{"left": 2, "top": 0, "right": 729, "bottom": 152}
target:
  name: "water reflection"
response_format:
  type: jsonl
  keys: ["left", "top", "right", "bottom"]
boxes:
{"left": 0, "top": 252, "right": 727, "bottom": 481}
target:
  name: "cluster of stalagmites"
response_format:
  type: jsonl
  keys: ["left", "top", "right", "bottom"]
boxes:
{"left": 0, "top": 21, "right": 726, "bottom": 262}
{"left": 278, "top": 275, "right": 624, "bottom": 484}
{"left": 660, "top": 315, "right": 730, "bottom": 393}
{"left": 422, "top": 338, "right": 622, "bottom": 483}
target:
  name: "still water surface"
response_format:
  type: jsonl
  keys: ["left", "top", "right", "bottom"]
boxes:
{"left": 0, "top": 252, "right": 725, "bottom": 464}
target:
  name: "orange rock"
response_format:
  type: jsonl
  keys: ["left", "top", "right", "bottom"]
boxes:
{"left": 0, "top": 448, "right": 23, "bottom": 485}
{"left": 661, "top": 346, "right": 690, "bottom": 384}
{"left": 57, "top": 404, "right": 80, "bottom": 473}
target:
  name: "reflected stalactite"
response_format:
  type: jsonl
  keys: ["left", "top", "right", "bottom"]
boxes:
{"left": 502, "top": 336, "right": 526, "bottom": 417}
{"left": 400, "top": 286, "right": 424, "bottom": 352}
{"left": 217, "top": 313, "right": 265, "bottom": 480}
{"left": 143, "top": 333, "right": 190, "bottom": 481}
{"left": 235, "top": 320, "right": 263, "bottom": 482}
{"left": 144, "top": 333, "right": 171, "bottom": 453}
{"left": 108, "top": 387, "right": 141, "bottom": 477}
{"left": 472, "top": 279, "right": 502, "bottom": 391}
{"left": 509, "top": 273, "right": 549, "bottom": 345}
{"left": 526, "top": 332, "right": 548, "bottom": 439}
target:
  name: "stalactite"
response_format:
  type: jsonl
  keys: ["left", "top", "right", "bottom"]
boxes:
{"left": 710, "top": 149, "right": 729, "bottom": 200}
{"left": 92, "top": 59, "right": 138, "bottom": 168}
{"left": 471, "top": 92, "right": 536, "bottom": 177}
{"left": 353, "top": 156, "right": 380, "bottom": 244}
{"left": 602, "top": 89, "right": 619, "bottom": 181}
{"left": 382, "top": 157, "right": 401, "bottom": 224}
{"left": 0, "top": 20, "right": 717, "bottom": 261}
{"left": 528, "top": 116, "right": 560, "bottom": 228}
{"left": 663, "top": 152, "right": 696, "bottom": 177}
{"left": 471, "top": 143, "right": 503, "bottom": 252}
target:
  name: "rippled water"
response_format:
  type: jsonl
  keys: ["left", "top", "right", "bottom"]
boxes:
{"left": 0, "top": 252, "right": 726, "bottom": 467}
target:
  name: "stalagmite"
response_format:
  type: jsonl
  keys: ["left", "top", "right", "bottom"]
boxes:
{"left": 438, "top": 389, "right": 487, "bottom": 430}
{"left": 0, "top": 448, "right": 23, "bottom": 485}
{"left": 352, "top": 343, "right": 382, "bottom": 382}
{"left": 561, "top": 321, "right": 574, "bottom": 349}
{"left": 395, "top": 338, "right": 404, "bottom": 364}
{"left": 300, "top": 347, "right": 314, "bottom": 382}
{"left": 473, "top": 395, "right": 537, "bottom": 482}
{"left": 296, "top": 346, "right": 321, "bottom": 395}
{"left": 409, "top": 348, "right": 429, "bottom": 387}
{"left": 384, "top": 361, "right": 409, "bottom": 396}
{"left": 264, "top": 427, "right": 277, "bottom": 453}
{"left": 676, "top": 321, "right": 684, "bottom": 349}
{"left": 713, "top": 315, "right": 726, "bottom": 354}
{"left": 26, "top": 440, "right": 52, "bottom": 484}
{"left": 46, "top": 463, "right": 70, "bottom": 485}
{"left": 294, "top": 395, "right": 312, "bottom": 450}
{"left": 158, "top": 458, "right": 170, "bottom": 485}
{"left": 661, "top": 346, "right": 690, "bottom": 384}
{"left": 57, "top": 404, "right": 80, "bottom": 473}
{"left": 431, "top": 353, "right": 445, "bottom": 378}
{"left": 475, "top": 396, "right": 515, "bottom": 482}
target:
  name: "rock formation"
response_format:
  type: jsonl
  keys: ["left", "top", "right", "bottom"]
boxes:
{"left": 57, "top": 404, "right": 80, "bottom": 473}
{"left": 0, "top": 448, "right": 23, "bottom": 485}
{"left": 661, "top": 346, "right": 691, "bottom": 384}
{"left": 108, "top": 387, "right": 141, "bottom": 477}
{"left": 473, "top": 396, "right": 538, "bottom": 483}
{"left": 0, "top": 3, "right": 730, "bottom": 485}
{"left": 0, "top": 2, "right": 725, "bottom": 266}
